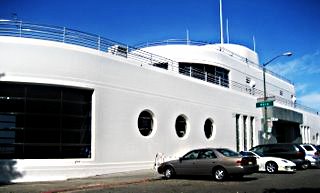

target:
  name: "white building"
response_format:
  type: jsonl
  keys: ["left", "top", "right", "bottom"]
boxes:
{"left": 0, "top": 20, "right": 319, "bottom": 182}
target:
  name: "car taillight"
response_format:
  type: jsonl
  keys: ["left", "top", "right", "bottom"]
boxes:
{"left": 237, "top": 157, "right": 255, "bottom": 166}
{"left": 297, "top": 151, "right": 305, "bottom": 157}
{"left": 315, "top": 151, "right": 320, "bottom": 157}
{"left": 236, "top": 159, "right": 243, "bottom": 165}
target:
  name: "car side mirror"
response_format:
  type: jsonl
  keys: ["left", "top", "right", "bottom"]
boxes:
{"left": 179, "top": 157, "right": 183, "bottom": 162}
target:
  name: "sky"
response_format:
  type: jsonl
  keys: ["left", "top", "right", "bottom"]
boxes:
{"left": 1, "top": 0, "right": 320, "bottom": 110}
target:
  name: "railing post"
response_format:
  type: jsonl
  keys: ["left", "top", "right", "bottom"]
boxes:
{"left": 19, "top": 21, "right": 22, "bottom": 37}
{"left": 63, "top": 27, "right": 66, "bottom": 43}
{"left": 98, "top": 36, "right": 100, "bottom": 51}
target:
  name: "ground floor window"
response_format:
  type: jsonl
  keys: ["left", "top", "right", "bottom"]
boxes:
{"left": 204, "top": 118, "right": 216, "bottom": 139}
{"left": 235, "top": 114, "right": 240, "bottom": 152}
{"left": 175, "top": 115, "right": 187, "bottom": 138}
{"left": 0, "top": 82, "right": 93, "bottom": 159}
{"left": 138, "top": 110, "right": 154, "bottom": 136}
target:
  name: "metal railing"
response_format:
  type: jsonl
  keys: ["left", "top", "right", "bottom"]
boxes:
{"left": 135, "top": 39, "right": 293, "bottom": 85}
{"left": 0, "top": 19, "right": 177, "bottom": 68}
{"left": 0, "top": 19, "right": 318, "bottom": 115}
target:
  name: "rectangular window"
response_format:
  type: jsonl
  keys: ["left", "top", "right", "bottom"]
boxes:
{"left": 235, "top": 114, "right": 240, "bottom": 152}
{"left": 250, "top": 117, "right": 254, "bottom": 148}
{"left": 0, "top": 82, "right": 93, "bottom": 159}
{"left": 246, "top": 77, "right": 251, "bottom": 84}
{"left": 243, "top": 115, "right": 248, "bottom": 151}
{"left": 179, "top": 62, "right": 229, "bottom": 87}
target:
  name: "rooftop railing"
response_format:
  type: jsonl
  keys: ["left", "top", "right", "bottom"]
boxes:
{"left": 0, "top": 19, "right": 177, "bottom": 68}
{"left": 135, "top": 39, "right": 293, "bottom": 85}
{"left": 0, "top": 19, "right": 317, "bottom": 115}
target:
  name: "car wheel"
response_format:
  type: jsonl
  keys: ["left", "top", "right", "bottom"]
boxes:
{"left": 213, "top": 167, "right": 227, "bottom": 181}
{"left": 164, "top": 167, "right": 175, "bottom": 179}
{"left": 265, "top": 161, "right": 278, "bottom": 173}
{"left": 301, "top": 161, "right": 310, "bottom": 170}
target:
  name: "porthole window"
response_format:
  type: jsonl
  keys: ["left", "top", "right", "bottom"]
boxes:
{"left": 175, "top": 115, "right": 188, "bottom": 138}
{"left": 204, "top": 118, "right": 216, "bottom": 140}
{"left": 138, "top": 110, "right": 154, "bottom": 136}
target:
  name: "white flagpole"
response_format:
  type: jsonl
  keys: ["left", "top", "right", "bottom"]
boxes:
{"left": 253, "top": 35, "right": 256, "bottom": 52}
{"left": 226, "top": 18, "right": 229, "bottom": 44}
{"left": 219, "top": 0, "right": 224, "bottom": 44}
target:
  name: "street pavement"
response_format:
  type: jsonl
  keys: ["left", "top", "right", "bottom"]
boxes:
{"left": 1, "top": 169, "right": 320, "bottom": 193}
{"left": 0, "top": 169, "right": 161, "bottom": 193}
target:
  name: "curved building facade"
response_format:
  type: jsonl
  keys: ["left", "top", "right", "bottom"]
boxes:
{"left": 0, "top": 20, "right": 319, "bottom": 182}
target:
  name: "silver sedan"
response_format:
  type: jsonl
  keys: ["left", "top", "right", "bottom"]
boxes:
{"left": 157, "top": 148, "right": 259, "bottom": 181}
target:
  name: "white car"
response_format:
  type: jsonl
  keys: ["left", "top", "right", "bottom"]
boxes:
{"left": 240, "top": 151, "right": 296, "bottom": 173}
{"left": 300, "top": 144, "right": 320, "bottom": 168}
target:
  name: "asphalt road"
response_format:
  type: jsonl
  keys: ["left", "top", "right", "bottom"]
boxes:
{"left": 82, "top": 169, "right": 320, "bottom": 193}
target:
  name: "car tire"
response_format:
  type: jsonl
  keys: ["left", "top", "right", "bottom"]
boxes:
{"left": 212, "top": 167, "right": 227, "bottom": 181}
{"left": 301, "top": 161, "right": 310, "bottom": 170}
{"left": 164, "top": 166, "right": 175, "bottom": 179}
{"left": 265, "top": 161, "right": 278, "bottom": 173}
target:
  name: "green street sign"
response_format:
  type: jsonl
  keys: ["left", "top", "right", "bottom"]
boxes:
{"left": 256, "top": 100, "right": 274, "bottom": 108}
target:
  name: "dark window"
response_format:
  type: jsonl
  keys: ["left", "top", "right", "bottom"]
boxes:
{"left": 204, "top": 119, "right": 213, "bottom": 139}
{"left": 216, "top": 148, "right": 240, "bottom": 157}
{"left": 199, "top": 149, "right": 217, "bottom": 159}
{"left": 183, "top": 150, "right": 200, "bottom": 160}
{"left": 179, "top": 62, "right": 229, "bottom": 87}
{"left": 138, "top": 110, "right": 154, "bottom": 136}
{"left": 302, "top": 145, "right": 313, "bottom": 151}
{"left": 152, "top": 62, "right": 168, "bottom": 70}
{"left": 0, "top": 82, "right": 93, "bottom": 159}
{"left": 175, "top": 115, "right": 187, "bottom": 138}
{"left": 236, "top": 114, "right": 240, "bottom": 152}
{"left": 280, "top": 90, "right": 283, "bottom": 96}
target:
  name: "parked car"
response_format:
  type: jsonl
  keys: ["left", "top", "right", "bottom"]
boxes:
{"left": 299, "top": 144, "right": 320, "bottom": 168}
{"left": 157, "top": 148, "right": 258, "bottom": 181}
{"left": 239, "top": 151, "right": 296, "bottom": 173}
{"left": 249, "top": 143, "right": 309, "bottom": 169}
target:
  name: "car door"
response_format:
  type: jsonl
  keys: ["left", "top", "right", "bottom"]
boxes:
{"left": 174, "top": 150, "right": 200, "bottom": 175}
{"left": 193, "top": 149, "right": 218, "bottom": 175}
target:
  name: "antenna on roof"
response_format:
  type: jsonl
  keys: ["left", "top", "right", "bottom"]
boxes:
{"left": 186, "top": 29, "right": 190, "bottom": 45}
{"left": 226, "top": 18, "right": 230, "bottom": 44}
{"left": 253, "top": 35, "right": 256, "bottom": 52}
{"left": 219, "top": 0, "right": 224, "bottom": 44}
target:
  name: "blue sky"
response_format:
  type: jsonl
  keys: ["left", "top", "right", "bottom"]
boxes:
{"left": 1, "top": 0, "right": 320, "bottom": 110}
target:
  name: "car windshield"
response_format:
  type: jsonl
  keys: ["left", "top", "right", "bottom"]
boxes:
{"left": 216, "top": 148, "right": 239, "bottom": 157}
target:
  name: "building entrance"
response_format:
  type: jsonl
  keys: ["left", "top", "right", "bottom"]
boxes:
{"left": 265, "top": 106, "right": 303, "bottom": 144}
{"left": 272, "top": 120, "right": 301, "bottom": 143}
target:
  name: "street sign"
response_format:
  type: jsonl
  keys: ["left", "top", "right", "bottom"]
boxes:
{"left": 256, "top": 100, "right": 274, "bottom": 108}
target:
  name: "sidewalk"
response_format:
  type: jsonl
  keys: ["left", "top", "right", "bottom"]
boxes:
{"left": 0, "top": 169, "right": 161, "bottom": 193}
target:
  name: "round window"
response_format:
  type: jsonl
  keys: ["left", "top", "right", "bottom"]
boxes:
{"left": 204, "top": 118, "right": 216, "bottom": 140}
{"left": 204, "top": 119, "right": 213, "bottom": 139}
{"left": 175, "top": 115, "right": 187, "bottom": 138}
{"left": 138, "top": 110, "right": 154, "bottom": 136}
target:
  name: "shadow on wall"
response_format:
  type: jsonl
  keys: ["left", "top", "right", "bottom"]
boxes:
{"left": 0, "top": 160, "right": 23, "bottom": 184}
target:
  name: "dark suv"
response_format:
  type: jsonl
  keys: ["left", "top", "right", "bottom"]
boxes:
{"left": 250, "top": 143, "right": 309, "bottom": 169}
